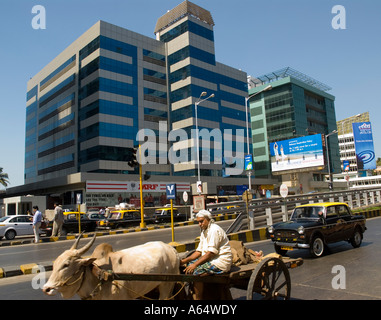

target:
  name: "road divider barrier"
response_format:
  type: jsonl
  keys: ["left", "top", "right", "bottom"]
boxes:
{"left": 0, "top": 209, "right": 380, "bottom": 278}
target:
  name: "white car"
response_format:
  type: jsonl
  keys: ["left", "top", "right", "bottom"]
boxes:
{"left": 0, "top": 215, "right": 35, "bottom": 240}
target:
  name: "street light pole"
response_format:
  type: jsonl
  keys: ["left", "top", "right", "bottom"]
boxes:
{"left": 245, "top": 85, "right": 272, "bottom": 191}
{"left": 195, "top": 91, "right": 215, "bottom": 194}
{"left": 325, "top": 130, "right": 338, "bottom": 191}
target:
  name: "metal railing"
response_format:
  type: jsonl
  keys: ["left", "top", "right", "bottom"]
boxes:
{"left": 207, "top": 187, "right": 381, "bottom": 232}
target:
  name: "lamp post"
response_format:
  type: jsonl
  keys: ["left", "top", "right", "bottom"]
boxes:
{"left": 245, "top": 85, "right": 272, "bottom": 190}
{"left": 325, "top": 130, "right": 338, "bottom": 191}
{"left": 195, "top": 91, "right": 215, "bottom": 194}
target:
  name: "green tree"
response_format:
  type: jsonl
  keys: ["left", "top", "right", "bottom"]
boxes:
{"left": 0, "top": 168, "right": 9, "bottom": 187}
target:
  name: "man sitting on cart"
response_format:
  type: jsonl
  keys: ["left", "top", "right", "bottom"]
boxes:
{"left": 180, "top": 209, "right": 232, "bottom": 299}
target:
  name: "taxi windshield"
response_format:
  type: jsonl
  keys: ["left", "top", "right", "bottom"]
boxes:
{"left": 291, "top": 206, "right": 324, "bottom": 220}
{"left": 109, "top": 212, "right": 121, "bottom": 219}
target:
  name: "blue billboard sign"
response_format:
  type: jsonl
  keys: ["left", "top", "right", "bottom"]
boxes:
{"left": 352, "top": 122, "right": 376, "bottom": 170}
{"left": 244, "top": 154, "right": 253, "bottom": 171}
{"left": 343, "top": 160, "right": 350, "bottom": 171}
{"left": 269, "top": 134, "right": 324, "bottom": 173}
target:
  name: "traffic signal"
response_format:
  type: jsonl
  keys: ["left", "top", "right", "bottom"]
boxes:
{"left": 128, "top": 147, "right": 139, "bottom": 168}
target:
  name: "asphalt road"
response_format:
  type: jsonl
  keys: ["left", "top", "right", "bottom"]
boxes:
{"left": 233, "top": 216, "right": 381, "bottom": 300}
{"left": 0, "top": 220, "right": 233, "bottom": 269}
{"left": 0, "top": 217, "right": 380, "bottom": 300}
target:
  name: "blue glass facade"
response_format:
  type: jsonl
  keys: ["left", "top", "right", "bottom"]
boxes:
{"left": 77, "top": 34, "right": 140, "bottom": 170}
{"left": 25, "top": 7, "right": 248, "bottom": 184}
{"left": 25, "top": 86, "right": 38, "bottom": 181}
{"left": 159, "top": 15, "right": 248, "bottom": 177}
{"left": 159, "top": 20, "right": 214, "bottom": 43}
{"left": 249, "top": 76, "right": 339, "bottom": 178}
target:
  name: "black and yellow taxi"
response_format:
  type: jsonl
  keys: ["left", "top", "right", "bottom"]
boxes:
{"left": 48, "top": 211, "right": 97, "bottom": 235}
{"left": 153, "top": 207, "right": 186, "bottom": 224}
{"left": 267, "top": 202, "right": 366, "bottom": 258}
{"left": 97, "top": 209, "right": 148, "bottom": 229}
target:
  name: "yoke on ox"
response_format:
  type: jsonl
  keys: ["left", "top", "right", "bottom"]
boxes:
{"left": 43, "top": 234, "right": 180, "bottom": 300}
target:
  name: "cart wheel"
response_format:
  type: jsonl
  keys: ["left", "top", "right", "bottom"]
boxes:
{"left": 246, "top": 257, "right": 291, "bottom": 300}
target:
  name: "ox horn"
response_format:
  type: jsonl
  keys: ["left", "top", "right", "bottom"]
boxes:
{"left": 76, "top": 234, "right": 97, "bottom": 256}
{"left": 70, "top": 231, "right": 85, "bottom": 250}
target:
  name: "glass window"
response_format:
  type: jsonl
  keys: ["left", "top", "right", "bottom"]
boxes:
{"left": 326, "top": 206, "right": 338, "bottom": 218}
{"left": 143, "top": 49, "right": 165, "bottom": 62}
{"left": 79, "top": 36, "right": 100, "bottom": 61}
{"left": 40, "top": 55, "right": 76, "bottom": 87}
{"left": 39, "top": 94, "right": 75, "bottom": 124}
{"left": 337, "top": 205, "right": 350, "bottom": 216}
{"left": 168, "top": 46, "right": 215, "bottom": 66}
{"left": 99, "top": 36, "right": 137, "bottom": 59}
{"left": 159, "top": 20, "right": 214, "bottom": 43}
{"left": 39, "top": 75, "right": 76, "bottom": 108}
{"left": 27, "top": 86, "right": 38, "bottom": 101}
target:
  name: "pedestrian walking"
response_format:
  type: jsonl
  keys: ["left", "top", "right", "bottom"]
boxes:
{"left": 32, "top": 206, "right": 42, "bottom": 243}
{"left": 52, "top": 202, "right": 64, "bottom": 237}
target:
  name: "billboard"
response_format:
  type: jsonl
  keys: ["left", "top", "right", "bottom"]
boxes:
{"left": 269, "top": 134, "right": 324, "bottom": 174}
{"left": 244, "top": 154, "right": 253, "bottom": 171}
{"left": 352, "top": 122, "right": 376, "bottom": 170}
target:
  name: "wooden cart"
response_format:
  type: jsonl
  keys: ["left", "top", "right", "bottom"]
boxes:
{"left": 98, "top": 256, "right": 303, "bottom": 300}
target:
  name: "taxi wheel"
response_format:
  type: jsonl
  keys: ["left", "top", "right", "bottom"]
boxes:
{"left": 310, "top": 236, "right": 325, "bottom": 258}
{"left": 350, "top": 229, "right": 363, "bottom": 248}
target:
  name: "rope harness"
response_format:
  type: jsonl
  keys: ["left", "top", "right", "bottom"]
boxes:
{"left": 71, "top": 264, "right": 186, "bottom": 300}
{"left": 58, "top": 267, "right": 86, "bottom": 287}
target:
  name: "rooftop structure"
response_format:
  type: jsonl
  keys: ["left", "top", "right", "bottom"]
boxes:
{"left": 154, "top": 0, "right": 214, "bottom": 34}
{"left": 248, "top": 67, "right": 332, "bottom": 92}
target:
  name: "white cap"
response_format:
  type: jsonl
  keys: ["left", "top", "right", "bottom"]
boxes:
{"left": 196, "top": 209, "right": 213, "bottom": 220}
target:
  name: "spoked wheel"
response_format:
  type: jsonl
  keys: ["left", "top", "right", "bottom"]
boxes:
{"left": 246, "top": 257, "right": 291, "bottom": 300}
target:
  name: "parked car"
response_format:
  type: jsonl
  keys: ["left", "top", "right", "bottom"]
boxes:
{"left": 267, "top": 202, "right": 367, "bottom": 258}
{"left": 97, "top": 209, "right": 152, "bottom": 229}
{"left": 48, "top": 212, "right": 97, "bottom": 235}
{"left": 87, "top": 213, "right": 106, "bottom": 220}
{"left": 0, "top": 215, "right": 50, "bottom": 240}
{"left": 153, "top": 207, "right": 187, "bottom": 224}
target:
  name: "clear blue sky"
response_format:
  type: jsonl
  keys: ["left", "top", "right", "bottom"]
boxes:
{"left": 1, "top": 0, "right": 380, "bottom": 189}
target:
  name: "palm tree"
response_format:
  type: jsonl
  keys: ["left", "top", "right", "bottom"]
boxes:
{"left": 0, "top": 168, "right": 9, "bottom": 187}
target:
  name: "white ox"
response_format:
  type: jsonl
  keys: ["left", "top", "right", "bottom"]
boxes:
{"left": 43, "top": 234, "right": 180, "bottom": 300}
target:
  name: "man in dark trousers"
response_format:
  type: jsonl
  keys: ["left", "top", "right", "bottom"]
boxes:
{"left": 52, "top": 203, "right": 64, "bottom": 237}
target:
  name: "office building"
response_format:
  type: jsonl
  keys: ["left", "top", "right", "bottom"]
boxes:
{"left": 247, "top": 67, "right": 341, "bottom": 193}
{"left": 337, "top": 112, "right": 372, "bottom": 177}
{"left": 154, "top": 1, "right": 250, "bottom": 178}
{"left": 18, "top": 1, "right": 270, "bottom": 208}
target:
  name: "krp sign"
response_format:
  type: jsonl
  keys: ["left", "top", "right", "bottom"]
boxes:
{"left": 166, "top": 184, "right": 176, "bottom": 200}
